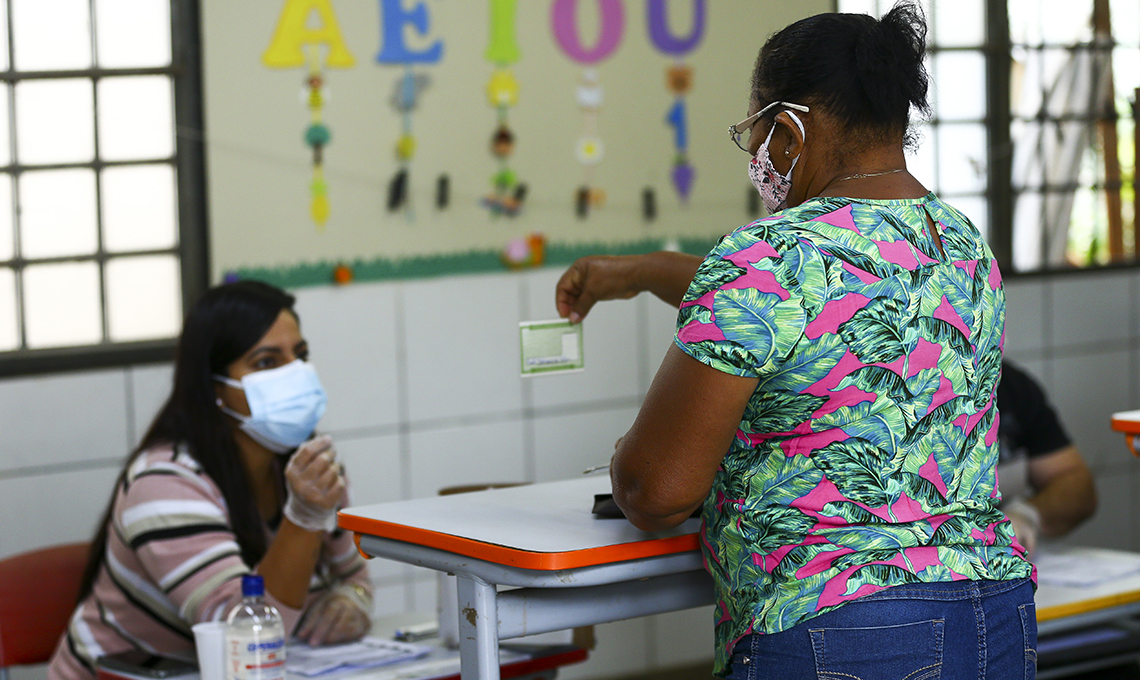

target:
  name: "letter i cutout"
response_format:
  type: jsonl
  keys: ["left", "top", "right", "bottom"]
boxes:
{"left": 648, "top": 0, "right": 705, "bottom": 203}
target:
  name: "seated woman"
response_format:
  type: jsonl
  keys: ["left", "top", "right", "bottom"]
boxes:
{"left": 49, "top": 280, "right": 372, "bottom": 680}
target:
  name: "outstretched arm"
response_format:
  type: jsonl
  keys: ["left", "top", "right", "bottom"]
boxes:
{"left": 555, "top": 252, "right": 702, "bottom": 323}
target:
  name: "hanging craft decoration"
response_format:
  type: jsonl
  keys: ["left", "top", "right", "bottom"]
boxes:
{"left": 552, "top": 0, "right": 624, "bottom": 218}
{"left": 376, "top": 0, "right": 444, "bottom": 217}
{"left": 648, "top": 0, "right": 706, "bottom": 203}
{"left": 262, "top": 0, "right": 356, "bottom": 229}
{"left": 482, "top": 0, "right": 527, "bottom": 217}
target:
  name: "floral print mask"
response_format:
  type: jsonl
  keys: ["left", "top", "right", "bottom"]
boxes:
{"left": 748, "top": 111, "right": 805, "bottom": 214}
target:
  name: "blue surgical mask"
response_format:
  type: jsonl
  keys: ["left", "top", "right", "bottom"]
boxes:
{"left": 214, "top": 359, "right": 328, "bottom": 454}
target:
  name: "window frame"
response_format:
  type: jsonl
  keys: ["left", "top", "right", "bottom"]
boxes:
{"left": 0, "top": 0, "right": 208, "bottom": 378}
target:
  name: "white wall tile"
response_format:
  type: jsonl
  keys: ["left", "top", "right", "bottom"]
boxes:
{"left": 403, "top": 273, "right": 523, "bottom": 422}
{"left": 649, "top": 606, "right": 717, "bottom": 669}
{"left": 1002, "top": 278, "right": 1046, "bottom": 354}
{"left": 407, "top": 419, "right": 527, "bottom": 498}
{"left": 532, "top": 407, "right": 640, "bottom": 483}
{"left": 337, "top": 432, "right": 403, "bottom": 507}
{"left": 370, "top": 580, "right": 411, "bottom": 619}
{"left": 1050, "top": 271, "right": 1132, "bottom": 347}
{"left": 293, "top": 282, "right": 400, "bottom": 432}
{"left": 558, "top": 618, "right": 651, "bottom": 680}
{"left": 644, "top": 294, "right": 680, "bottom": 391}
{"left": 337, "top": 432, "right": 405, "bottom": 581}
{"left": 1049, "top": 350, "right": 1133, "bottom": 470}
{"left": 128, "top": 363, "right": 174, "bottom": 446}
{"left": 0, "top": 368, "right": 130, "bottom": 471}
{"left": 0, "top": 466, "right": 119, "bottom": 558}
{"left": 522, "top": 268, "right": 643, "bottom": 409}
{"left": 1063, "top": 464, "right": 1133, "bottom": 552}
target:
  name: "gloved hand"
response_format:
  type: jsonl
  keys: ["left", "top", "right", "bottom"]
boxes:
{"left": 296, "top": 587, "right": 372, "bottom": 646}
{"left": 284, "top": 435, "right": 345, "bottom": 533}
{"left": 1004, "top": 498, "right": 1041, "bottom": 559}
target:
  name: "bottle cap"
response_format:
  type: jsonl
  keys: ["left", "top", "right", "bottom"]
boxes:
{"left": 241, "top": 574, "right": 265, "bottom": 598}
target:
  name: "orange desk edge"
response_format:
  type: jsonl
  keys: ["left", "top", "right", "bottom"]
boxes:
{"left": 1110, "top": 411, "right": 1140, "bottom": 456}
{"left": 1037, "top": 587, "right": 1140, "bottom": 623}
{"left": 340, "top": 512, "right": 701, "bottom": 571}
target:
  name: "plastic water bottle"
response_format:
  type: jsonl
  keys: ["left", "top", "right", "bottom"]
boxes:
{"left": 225, "top": 574, "right": 286, "bottom": 680}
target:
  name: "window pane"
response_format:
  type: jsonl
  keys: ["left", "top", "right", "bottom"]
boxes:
{"left": 934, "top": 0, "right": 982, "bottom": 47}
{"left": 0, "top": 267, "right": 15, "bottom": 350}
{"left": 937, "top": 123, "right": 987, "bottom": 195}
{"left": 0, "top": 1, "right": 9, "bottom": 72}
{"left": 907, "top": 122, "right": 937, "bottom": 189}
{"left": 950, "top": 195, "right": 988, "bottom": 240}
{"left": 95, "top": 0, "right": 171, "bottom": 68}
{"left": 23, "top": 261, "right": 101, "bottom": 348}
{"left": 19, "top": 169, "right": 97, "bottom": 259}
{"left": 0, "top": 84, "right": 11, "bottom": 166}
{"left": 1114, "top": 0, "right": 1139, "bottom": 45}
{"left": 1011, "top": 0, "right": 1093, "bottom": 45}
{"left": 836, "top": 0, "right": 877, "bottom": 15}
{"left": 102, "top": 164, "right": 177, "bottom": 252}
{"left": 0, "top": 174, "right": 12, "bottom": 261}
{"left": 97, "top": 76, "right": 174, "bottom": 161}
{"left": 12, "top": 0, "right": 91, "bottom": 71}
{"left": 15, "top": 79, "right": 95, "bottom": 165}
{"left": 106, "top": 255, "right": 180, "bottom": 342}
{"left": 932, "top": 52, "right": 985, "bottom": 121}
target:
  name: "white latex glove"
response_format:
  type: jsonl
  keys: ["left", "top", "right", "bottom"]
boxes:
{"left": 284, "top": 435, "right": 345, "bottom": 533}
{"left": 1005, "top": 498, "right": 1041, "bottom": 559}
{"left": 296, "top": 588, "right": 372, "bottom": 646}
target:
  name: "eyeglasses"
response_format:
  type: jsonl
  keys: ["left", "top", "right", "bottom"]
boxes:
{"left": 728, "top": 101, "right": 810, "bottom": 153}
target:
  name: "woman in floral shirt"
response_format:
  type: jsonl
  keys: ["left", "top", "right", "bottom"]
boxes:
{"left": 556, "top": 4, "right": 1034, "bottom": 679}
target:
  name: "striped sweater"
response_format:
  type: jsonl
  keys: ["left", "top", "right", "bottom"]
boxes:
{"left": 47, "top": 444, "right": 372, "bottom": 680}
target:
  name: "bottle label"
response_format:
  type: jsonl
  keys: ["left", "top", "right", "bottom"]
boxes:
{"left": 226, "top": 631, "right": 286, "bottom": 680}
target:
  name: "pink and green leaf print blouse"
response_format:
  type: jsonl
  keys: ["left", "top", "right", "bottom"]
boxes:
{"left": 674, "top": 193, "right": 1033, "bottom": 675}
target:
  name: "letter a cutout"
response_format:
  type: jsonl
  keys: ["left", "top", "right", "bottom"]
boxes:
{"left": 263, "top": 0, "right": 356, "bottom": 69}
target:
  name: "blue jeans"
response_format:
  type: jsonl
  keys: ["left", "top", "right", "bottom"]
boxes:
{"left": 724, "top": 578, "right": 1036, "bottom": 680}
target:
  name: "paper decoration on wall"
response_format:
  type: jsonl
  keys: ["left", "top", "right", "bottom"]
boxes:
{"left": 502, "top": 233, "right": 546, "bottom": 269}
{"left": 552, "top": 0, "right": 624, "bottom": 218}
{"left": 648, "top": 0, "right": 705, "bottom": 203}
{"left": 482, "top": 0, "right": 527, "bottom": 217}
{"left": 263, "top": 0, "right": 357, "bottom": 229}
{"left": 332, "top": 263, "right": 354, "bottom": 284}
{"left": 376, "top": 0, "right": 445, "bottom": 217}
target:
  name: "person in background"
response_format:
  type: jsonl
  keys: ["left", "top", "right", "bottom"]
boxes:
{"left": 556, "top": 4, "right": 1035, "bottom": 678}
{"left": 997, "top": 359, "right": 1097, "bottom": 557}
{"left": 49, "top": 280, "right": 372, "bottom": 680}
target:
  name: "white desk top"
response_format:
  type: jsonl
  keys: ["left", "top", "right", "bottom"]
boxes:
{"left": 339, "top": 476, "right": 702, "bottom": 570}
{"left": 1036, "top": 546, "right": 1140, "bottom": 622}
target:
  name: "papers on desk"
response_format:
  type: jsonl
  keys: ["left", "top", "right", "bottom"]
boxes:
{"left": 1035, "top": 547, "right": 1140, "bottom": 587}
{"left": 286, "top": 637, "right": 430, "bottom": 676}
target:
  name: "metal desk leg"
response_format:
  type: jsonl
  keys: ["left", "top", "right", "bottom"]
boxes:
{"left": 457, "top": 574, "right": 500, "bottom": 680}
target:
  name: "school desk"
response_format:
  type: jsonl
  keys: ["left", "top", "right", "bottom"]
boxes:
{"left": 340, "top": 477, "right": 1140, "bottom": 680}
{"left": 338, "top": 475, "right": 710, "bottom": 680}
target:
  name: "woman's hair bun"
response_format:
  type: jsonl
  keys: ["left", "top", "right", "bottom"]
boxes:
{"left": 752, "top": 1, "right": 930, "bottom": 138}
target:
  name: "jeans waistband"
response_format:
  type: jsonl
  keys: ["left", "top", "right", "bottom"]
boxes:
{"left": 855, "top": 578, "right": 1031, "bottom": 603}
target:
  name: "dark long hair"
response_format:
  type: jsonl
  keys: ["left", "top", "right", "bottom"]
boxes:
{"left": 751, "top": 2, "right": 931, "bottom": 149}
{"left": 78, "top": 280, "right": 298, "bottom": 600}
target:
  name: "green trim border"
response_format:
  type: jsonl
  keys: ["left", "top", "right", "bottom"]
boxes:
{"left": 228, "top": 236, "right": 721, "bottom": 289}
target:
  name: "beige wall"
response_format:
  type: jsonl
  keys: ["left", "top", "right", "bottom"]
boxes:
{"left": 201, "top": 1, "right": 831, "bottom": 279}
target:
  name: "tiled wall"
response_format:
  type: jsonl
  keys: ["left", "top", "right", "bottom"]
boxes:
{"left": 4, "top": 265, "right": 1139, "bottom": 679}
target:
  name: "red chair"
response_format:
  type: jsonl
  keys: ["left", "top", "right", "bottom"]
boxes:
{"left": 0, "top": 542, "right": 90, "bottom": 680}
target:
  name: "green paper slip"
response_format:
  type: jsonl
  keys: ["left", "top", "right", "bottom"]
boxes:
{"left": 519, "top": 319, "right": 584, "bottom": 377}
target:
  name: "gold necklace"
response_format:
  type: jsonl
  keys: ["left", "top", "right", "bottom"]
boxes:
{"left": 833, "top": 168, "right": 906, "bottom": 183}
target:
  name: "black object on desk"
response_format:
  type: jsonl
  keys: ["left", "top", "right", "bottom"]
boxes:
{"left": 592, "top": 493, "right": 701, "bottom": 520}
